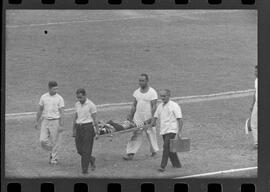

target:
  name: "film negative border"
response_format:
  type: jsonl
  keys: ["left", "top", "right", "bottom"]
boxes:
{"left": 2, "top": 0, "right": 270, "bottom": 192}
{"left": 5, "top": 0, "right": 257, "bottom": 9}
{"left": 4, "top": 180, "right": 258, "bottom": 192}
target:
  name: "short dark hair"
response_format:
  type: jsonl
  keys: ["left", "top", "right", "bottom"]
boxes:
{"left": 48, "top": 81, "right": 58, "bottom": 88}
{"left": 140, "top": 73, "right": 149, "bottom": 81}
{"left": 76, "top": 88, "right": 86, "bottom": 96}
{"left": 164, "top": 89, "right": 171, "bottom": 96}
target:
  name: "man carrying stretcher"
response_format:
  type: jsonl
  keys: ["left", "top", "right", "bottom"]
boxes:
{"left": 123, "top": 74, "right": 159, "bottom": 160}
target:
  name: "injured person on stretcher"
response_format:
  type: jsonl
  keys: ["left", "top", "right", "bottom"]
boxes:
{"left": 73, "top": 119, "right": 152, "bottom": 138}
{"left": 98, "top": 120, "right": 152, "bottom": 135}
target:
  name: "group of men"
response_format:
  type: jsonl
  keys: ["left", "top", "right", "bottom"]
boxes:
{"left": 35, "top": 74, "right": 183, "bottom": 174}
{"left": 34, "top": 68, "right": 258, "bottom": 175}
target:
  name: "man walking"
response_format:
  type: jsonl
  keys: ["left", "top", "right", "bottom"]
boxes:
{"left": 35, "top": 81, "right": 65, "bottom": 164}
{"left": 123, "top": 74, "right": 159, "bottom": 160}
{"left": 73, "top": 88, "right": 99, "bottom": 174}
{"left": 152, "top": 89, "right": 182, "bottom": 172}
{"left": 250, "top": 65, "right": 258, "bottom": 149}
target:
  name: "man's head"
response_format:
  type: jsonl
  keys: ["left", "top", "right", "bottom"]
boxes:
{"left": 255, "top": 65, "right": 258, "bottom": 77}
{"left": 139, "top": 73, "right": 149, "bottom": 89}
{"left": 76, "top": 88, "right": 87, "bottom": 104}
{"left": 160, "top": 89, "right": 171, "bottom": 104}
{"left": 48, "top": 81, "right": 58, "bottom": 96}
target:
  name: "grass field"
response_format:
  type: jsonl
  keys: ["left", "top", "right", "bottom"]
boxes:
{"left": 6, "top": 10, "right": 256, "bottom": 113}
{"left": 5, "top": 10, "right": 257, "bottom": 178}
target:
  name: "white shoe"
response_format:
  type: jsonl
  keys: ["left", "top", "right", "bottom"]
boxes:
{"left": 50, "top": 159, "right": 58, "bottom": 165}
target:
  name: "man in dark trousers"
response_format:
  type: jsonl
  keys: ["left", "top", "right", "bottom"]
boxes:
{"left": 151, "top": 89, "right": 183, "bottom": 172}
{"left": 73, "top": 88, "right": 99, "bottom": 175}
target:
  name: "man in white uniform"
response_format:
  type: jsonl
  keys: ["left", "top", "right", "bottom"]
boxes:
{"left": 152, "top": 89, "right": 182, "bottom": 172}
{"left": 250, "top": 65, "right": 258, "bottom": 149}
{"left": 35, "top": 81, "right": 65, "bottom": 164}
{"left": 123, "top": 74, "right": 159, "bottom": 160}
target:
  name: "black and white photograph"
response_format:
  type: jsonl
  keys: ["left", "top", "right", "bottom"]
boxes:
{"left": 5, "top": 10, "right": 257, "bottom": 178}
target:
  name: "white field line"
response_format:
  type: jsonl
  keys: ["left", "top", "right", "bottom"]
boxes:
{"left": 175, "top": 166, "right": 257, "bottom": 179}
{"left": 6, "top": 10, "right": 244, "bottom": 29}
{"left": 5, "top": 89, "right": 254, "bottom": 120}
{"left": 6, "top": 16, "right": 154, "bottom": 28}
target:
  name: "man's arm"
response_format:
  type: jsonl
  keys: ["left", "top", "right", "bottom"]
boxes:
{"left": 91, "top": 112, "right": 99, "bottom": 134}
{"left": 127, "top": 99, "right": 137, "bottom": 122}
{"left": 177, "top": 118, "right": 183, "bottom": 138}
{"left": 148, "top": 99, "right": 157, "bottom": 123}
{"left": 72, "top": 112, "right": 78, "bottom": 137}
{"left": 35, "top": 105, "right": 44, "bottom": 129}
{"left": 59, "top": 107, "right": 64, "bottom": 127}
{"left": 151, "top": 117, "right": 158, "bottom": 127}
{"left": 250, "top": 93, "right": 256, "bottom": 114}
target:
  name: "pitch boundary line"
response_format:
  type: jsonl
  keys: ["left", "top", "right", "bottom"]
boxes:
{"left": 6, "top": 10, "right": 244, "bottom": 29}
{"left": 5, "top": 89, "right": 254, "bottom": 119}
{"left": 175, "top": 166, "right": 257, "bottom": 179}
{"left": 6, "top": 16, "right": 154, "bottom": 28}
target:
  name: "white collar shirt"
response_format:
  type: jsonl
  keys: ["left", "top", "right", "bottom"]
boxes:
{"left": 39, "top": 92, "right": 65, "bottom": 119}
{"left": 154, "top": 100, "right": 182, "bottom": 135}
{"left": 75, "top": 98, "right": 97, "bottom": 124}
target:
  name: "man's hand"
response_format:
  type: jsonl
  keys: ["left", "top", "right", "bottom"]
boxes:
{"left": 34, "top": 122, "right": 40, "bottom": 130}
{"left": 95, "top": 131, "right": 100, "bottom": 140}
{"left": 177, "top": 131, "right": 182, "bottom": 139}
{"left": 143, "top": 118, "right": 152, "bottom": 125}
{"left": 58, "top": 126, "right": 65, "bottom": 133}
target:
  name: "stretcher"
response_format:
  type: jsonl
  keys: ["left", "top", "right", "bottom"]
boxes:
{"left": 99, "top": 124, "right": 151, "bottom": 138}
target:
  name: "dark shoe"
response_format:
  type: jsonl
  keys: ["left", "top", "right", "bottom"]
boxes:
{"left": 253, "top": 144, "right": 258, "bottom": 150}
{"left": 82, "top": 170, "right": 88, "bottom": 175}
{"left": 49, "top": 154, "right": 52, "bottom": 164}
{"left": 90, "top": 157, "right": 96, "bottom": 171}
{"left": 123, "top": 153, "right": 134, "bottom": 160}
{"left": 151, "top": 152, "right": 157, "bottom": 157}
{"left": 158, "top": 167, "right": 165, "bottom": 172}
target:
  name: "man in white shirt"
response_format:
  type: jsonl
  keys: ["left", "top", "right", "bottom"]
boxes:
{"left": 250, "top": 65, "right": 258, "bottom": 149}
{"left": 35, "top": 81, "right": 65, "bottom": 164}
{"left": 152, "top": 89, "right": 182, "bottom": 172}
{"left": 73, "top": 88, "right": 99, "bottom": 174}
{"left": 123, "top": 74, "right": 159, "bottom": 160}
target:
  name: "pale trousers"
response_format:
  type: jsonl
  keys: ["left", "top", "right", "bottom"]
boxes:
{"left": 39, "top": 119, "right": 62, "bottom": 161}
{"left": 251, "top": 102, "right": 258, "bottom": 145}
{"left": 126, "top": 127, "right": 159, "bottom": 154}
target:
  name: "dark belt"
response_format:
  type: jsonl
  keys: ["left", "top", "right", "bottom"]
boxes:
{"left": 76, "top": 122, "right": 93, "bottom": 127}
{"left": 45, "top": 118, "right": 60, "bottom": 121}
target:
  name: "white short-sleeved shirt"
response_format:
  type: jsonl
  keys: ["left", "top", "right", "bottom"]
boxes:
{"left": 255, "top": 78, "right": 258, "bottom": 104}
{"left": 39, "top": 92, "right": 65, "bottom": 119}
{"left": 133, "top": 87, "right": 158, "bottom": 123}
{"left": 154, "top": 100, "right": 182, "bottom": 135}
{"left": 75, "top": 98, "right": 97, "bottom": 124}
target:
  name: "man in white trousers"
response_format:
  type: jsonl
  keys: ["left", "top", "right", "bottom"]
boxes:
{"left": 35, "top": 81, "right": 65, "bottom": 164}
{"left": 123, "top": 74, "right": 159, "bottom": 160}
{"left": 250, "top": 65, "right": 258, "bottom": 149}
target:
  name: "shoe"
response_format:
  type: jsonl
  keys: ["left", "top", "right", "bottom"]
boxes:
{"left": 50, "top": 159, "right": 58, "bottom": 165}
{"left": 151, "top": 152, "right": 157, "bottom": 157}
{"left": 253, "top": 144, "right": 258, "bottom": 150}
{"left": 49, "top": 154, "right": 52, "bottom": 164}
{"left": 123, "top": 154, "right": 134, "bottom": 161}
{"left": 158, "top": 167, "right": 165, "bottom": 172}
{"left": 90, "top": 157, "right": 96, "bottom": 171}
{"left": 82, "top": 170, "right": 88, "bottom": 175}
{"left": 173, "top": 166, "right": 182, "bottom": 169}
